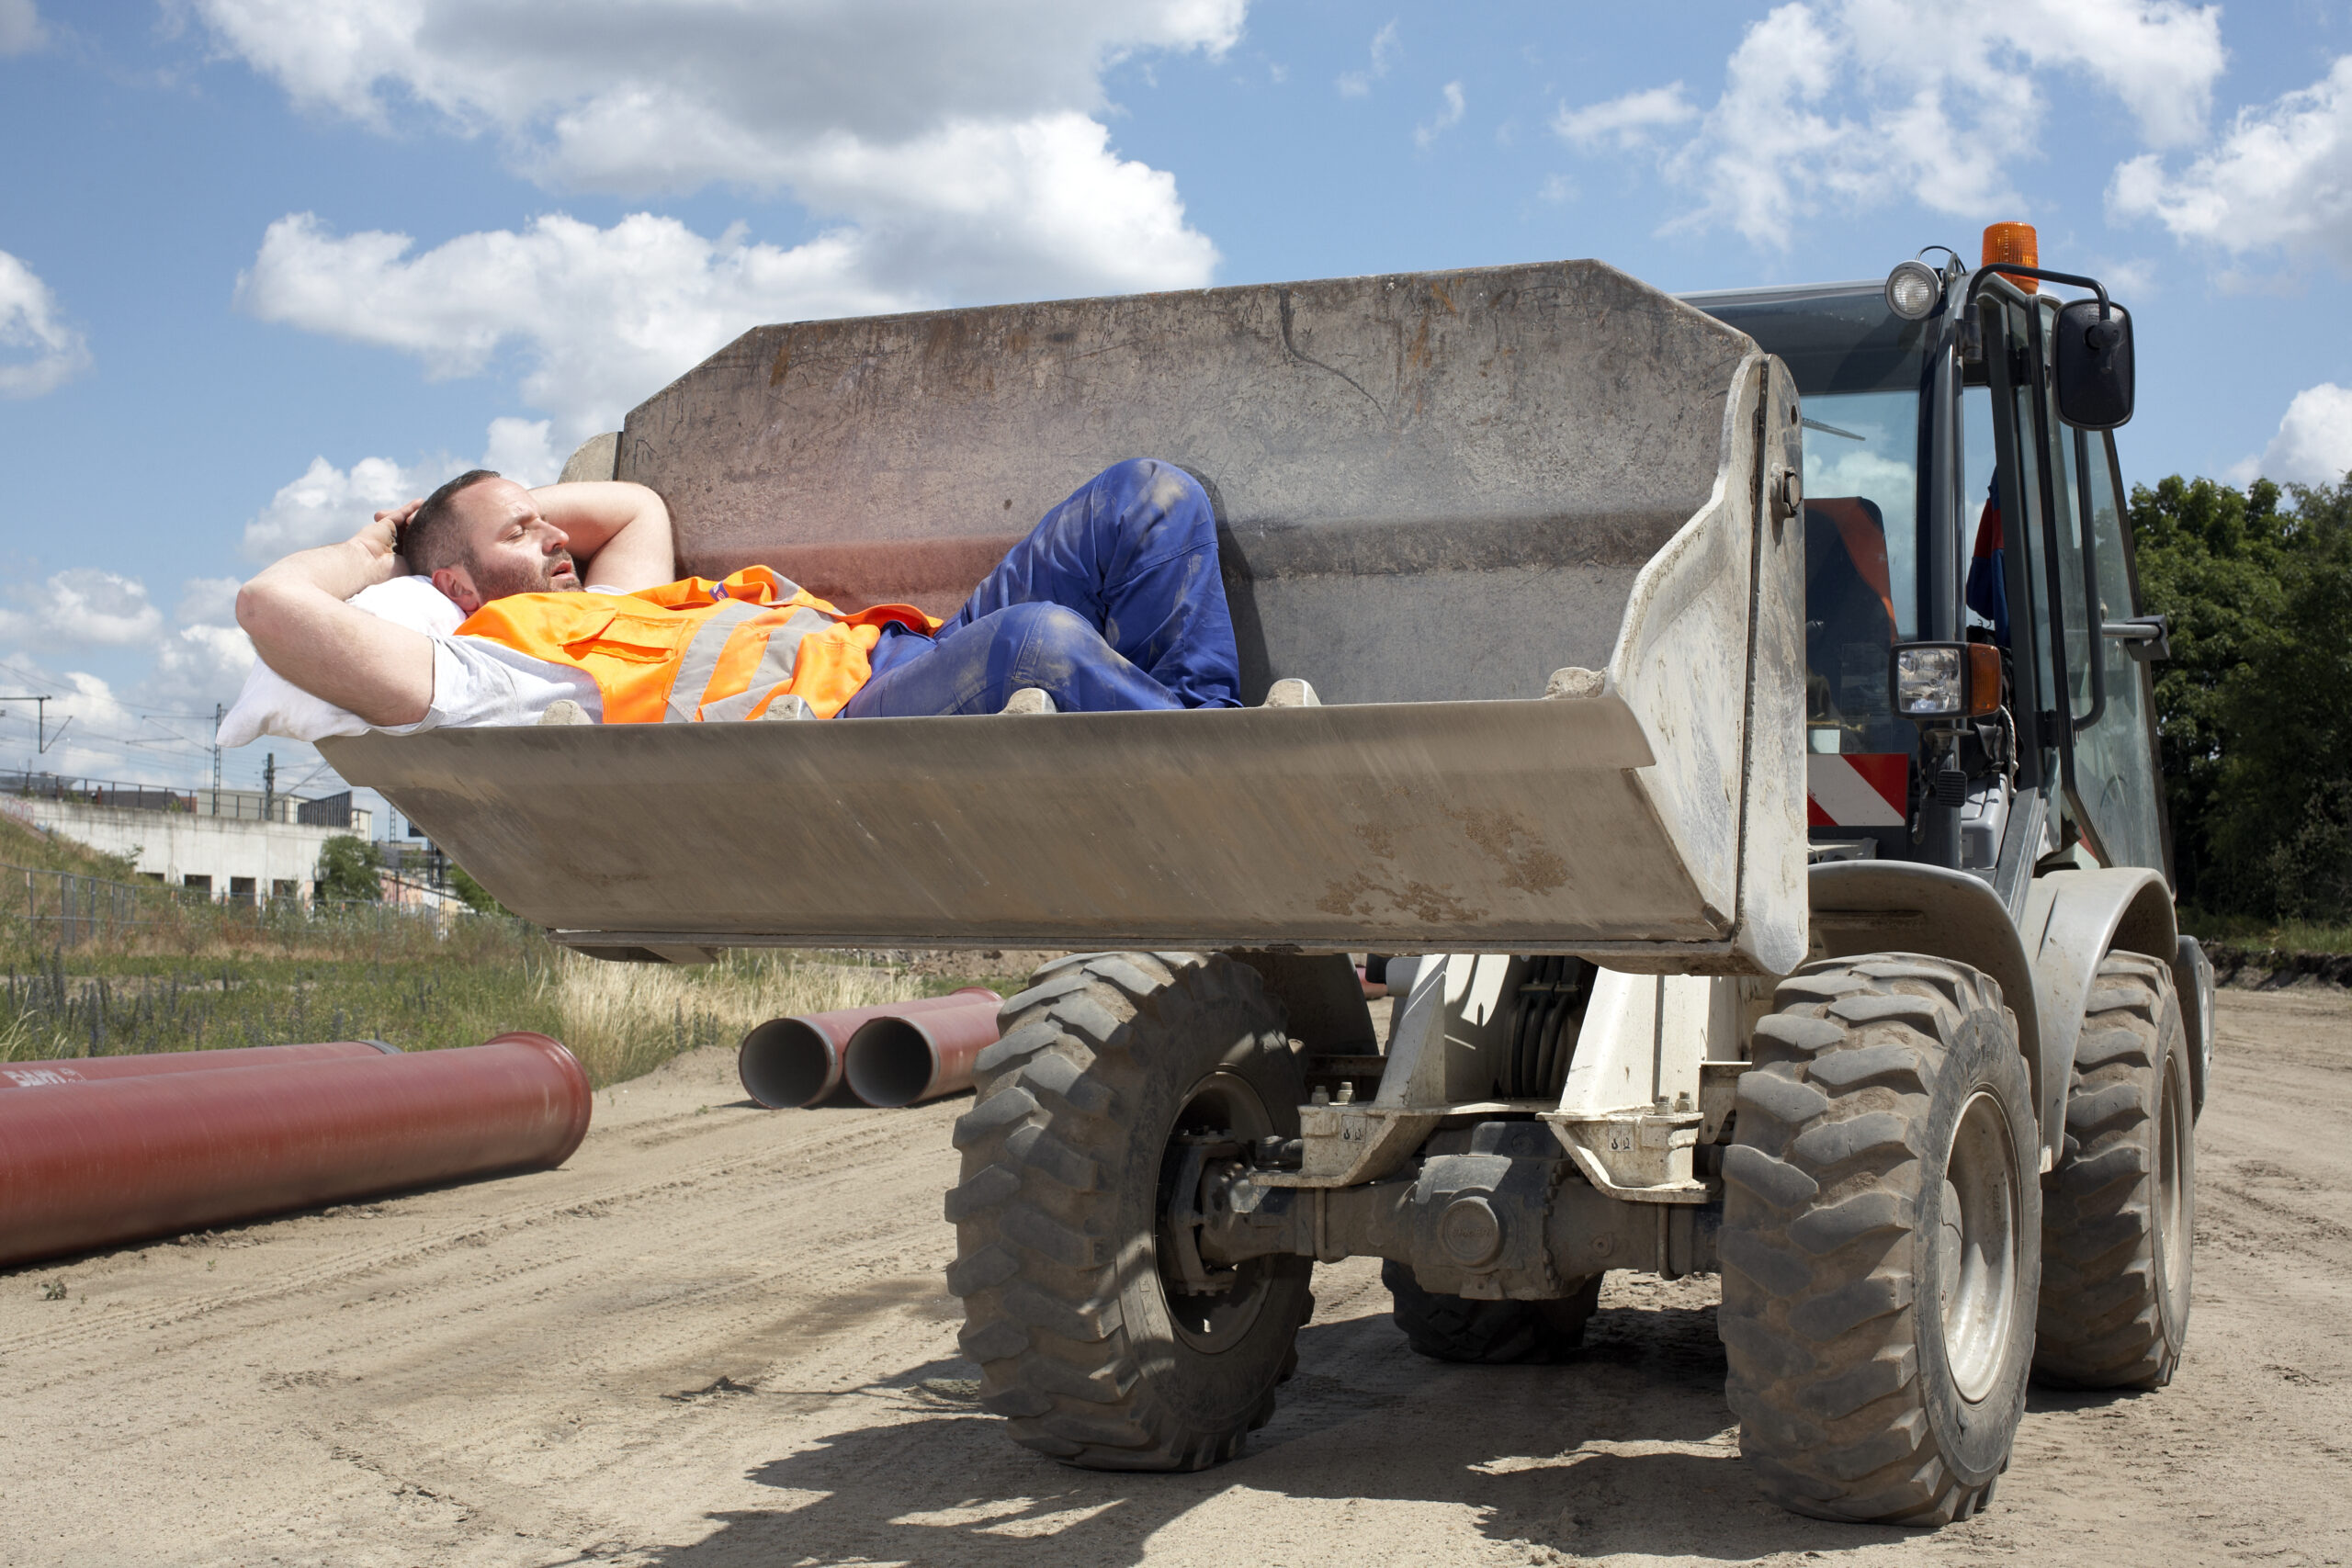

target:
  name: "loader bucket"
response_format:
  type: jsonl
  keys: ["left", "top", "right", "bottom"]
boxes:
{"left": 322, "top": 260, "right": 1807, "bottom": 973}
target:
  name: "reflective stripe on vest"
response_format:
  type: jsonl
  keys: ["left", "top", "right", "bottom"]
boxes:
{"left": 453, "top": 570, "right": 937, "bottom": 723}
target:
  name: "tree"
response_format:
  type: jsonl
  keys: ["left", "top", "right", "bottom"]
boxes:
{"left": 2132, "top": 472, "right": 2352, "bottom": 920}
{"left": 317, "top": 834, "right": 382, "bottom": 904}
{"left": 447, "top": 862, "right": 509, "bottom": 917}
{"left": 2129, "top": 474, "right": 2288, "bottom": 908}
{"left": 2210, "top": 477, "right": 2352, "bottom": 919}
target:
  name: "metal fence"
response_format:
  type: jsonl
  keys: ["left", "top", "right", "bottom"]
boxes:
{"left": 6, "top": 864, "right": 145, "bottom": 947}
{"left": 2, "top": 861, "right": 492, "bottom": 948}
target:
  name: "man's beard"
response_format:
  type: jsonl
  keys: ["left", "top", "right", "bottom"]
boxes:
{"left": 468, "top": 549, "right": 582, "bottom": 602}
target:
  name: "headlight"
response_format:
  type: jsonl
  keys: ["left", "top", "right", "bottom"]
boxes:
{"left": 1894, "top": 645, "right": 1963, "bottom": 716}
{"left": 1884, "top": 259, "right": 1942, "bottom": 321}
{"left": 1890, "top": 642, "right": 2003, "bottom": 721}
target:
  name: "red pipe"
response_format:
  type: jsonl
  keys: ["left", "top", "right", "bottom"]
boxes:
{"left": 0, "top": 1040, "right": 400, "bottom": 1090}
{"left": 0, "top": 1032, "right": 591, "bottom": 1268}
{"left": 842, "top": 997, "right": 1005, "bottom": 1108}
{"left": 738, "top": 988, "right": 998, "bottom": 1109}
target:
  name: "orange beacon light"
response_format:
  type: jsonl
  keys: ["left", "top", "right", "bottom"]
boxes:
{"left": 1983, "top": 222, "right": 2039, "bottom": 293}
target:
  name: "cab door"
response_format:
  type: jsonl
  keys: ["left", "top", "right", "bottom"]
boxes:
{"left": 1983, "top": 286, "right": 2167, "bottom": 875}
{"left": 2064, "top": 425, "right": 2169, "bottom": 874}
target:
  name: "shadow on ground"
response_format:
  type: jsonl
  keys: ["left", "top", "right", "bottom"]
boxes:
{"left": 631, "top": 1294, "right": 1924, "bottom": 1566}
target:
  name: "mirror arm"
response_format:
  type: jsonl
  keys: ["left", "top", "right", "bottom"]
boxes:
{"left": 1962, "top": 264, "right": 2113, "bottom": 319}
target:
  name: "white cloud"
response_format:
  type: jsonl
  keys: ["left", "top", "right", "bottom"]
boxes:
{"left": 176, "top": 577, "right": 244, "bottom": 627}
{"left": 0, "top": 0, "right": 43, "bottom": 55}
{"left": 481, "top": 417, "right": 560, "bottom": 487}
{"left": 149, "top": 624, "right": 258, "bottom": 706}
{"left": 239, "top": 418, "right": 607, "bottom": 562}
{"left": 194, "top": 0, "right": 1242, "bottom": 181}
{"left": 152, "top": 580, "right": 261, "bottom": 706}
{"left": 240, "top": 117, "right": 1219, "bottom": 437}
{"left": 1554, "top": 84, "right": 1698, "bottom": 151}
{"left": 0, "top": 250, "right": 90, "bottom": 398}
{"left": 1415, "top": 82, "right": 1465, "bottom": 149}
{"left": 237, "top": 211, "right": 907, "bottom": 439}
{"left": 198, "top": 2, "right": 1228, "bottom": 411}
{"left": 1565, "top": 0, "right": 2224, "bottom": 249}
{"left": 2110, "top": 56, "right": 2352, "bottom": 273}
{"left": 0, "top": 569, "right": 165, "bottom": 649}
{"left": 240, "top": 452, "right": 425, "bottom": 563}
{"left": 32, "top": 671, "right": 139, "bottom": 773}
{"left": 1337, "top": 19, "right": 1398, "bottom": 97}
{"left": 2230, "top": 383, "right": 2352, "bottom": 487}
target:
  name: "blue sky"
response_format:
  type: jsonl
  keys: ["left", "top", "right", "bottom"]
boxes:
{"left": 4, "top": 0, "right": 2351, "bottom": 812}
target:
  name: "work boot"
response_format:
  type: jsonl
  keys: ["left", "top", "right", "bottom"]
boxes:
{"left": 1264, "top": 678, "right": 1320, "bottom": 708}
{"left": 538, "top": 699, "right": 593, "bottom": 726}
{"left": 1001, "top": 687, "right": 1057, "bottom": 715}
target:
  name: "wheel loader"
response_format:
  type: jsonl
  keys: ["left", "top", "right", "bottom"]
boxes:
{"left": 325, "top": 225, "right": 2208, "bottom": 1526}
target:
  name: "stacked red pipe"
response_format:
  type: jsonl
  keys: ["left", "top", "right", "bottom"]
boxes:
{"left": 739, "top": 988, "right": 1003, "bottom": 1109}
{"left": 0, "top": 1032, "right": 591, "bottom": 1268}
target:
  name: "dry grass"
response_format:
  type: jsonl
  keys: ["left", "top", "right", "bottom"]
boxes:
{"left": 542, "top": 951, "right": 920, "bottom": 1086}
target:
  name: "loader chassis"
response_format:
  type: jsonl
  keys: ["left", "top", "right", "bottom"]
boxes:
{"left": 325, "top": 256, "right": 2205, "bottom": 1527}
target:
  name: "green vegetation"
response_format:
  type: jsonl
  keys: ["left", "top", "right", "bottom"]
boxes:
{"left": 1, "top": 814, "right": 1026, "bottom": 1087}
{"left": 316, "top": 833, "right": 382, "bottom": 903}
{"left": 446, "top": 862, "right": 508, "bottom": 916}
{"left": 2132, "top": 471, "right": 2352, "bottom": 938}
{"left": 2172, "top": 909, "right": 2352, "bottom": 955}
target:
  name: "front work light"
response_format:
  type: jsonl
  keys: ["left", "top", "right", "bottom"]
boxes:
{"left": 1884, "top": 259, "right": 1941, "bottom": 320}
{"left": 1890, "top": 642, "right": 2002, "bottom": 721}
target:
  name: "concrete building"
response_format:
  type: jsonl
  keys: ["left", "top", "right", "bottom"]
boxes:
{"left": 1, "top": 777, "right": 372, "bottom": 904}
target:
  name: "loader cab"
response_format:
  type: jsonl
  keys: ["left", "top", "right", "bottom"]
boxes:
{"left": 1689, "top": 252, "right": 2169, "bottom": 896}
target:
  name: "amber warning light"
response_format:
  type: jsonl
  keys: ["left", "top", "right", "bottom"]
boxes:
{"left": 1983, "top": 222, "right": 2039, "bottom": 293}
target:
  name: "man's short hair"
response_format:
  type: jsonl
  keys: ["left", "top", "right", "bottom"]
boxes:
{"left": 401, "top": 468, "right": 503, "bottom": 573}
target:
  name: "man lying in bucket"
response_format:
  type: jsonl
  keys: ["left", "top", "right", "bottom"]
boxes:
{"left": 228, "top": 458, "right": 1305, "bottom": 744}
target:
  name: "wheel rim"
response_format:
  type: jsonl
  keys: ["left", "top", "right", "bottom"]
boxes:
{"left": 1154, "top": 1069, "right": 1279, "bottom": 1355}
{"left": 2155, "top": 1046, "right": 2191, "bottom": 1294}
{"left": 1938, "top": 1089, "right": 2020, "bottom": 1403}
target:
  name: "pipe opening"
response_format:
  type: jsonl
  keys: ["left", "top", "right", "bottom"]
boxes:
{"left": 739, "top": 1018, "right": 837, "bottom": 1109}
{"left": 844, "top": 1018, "right": 936, "bottom": 1109}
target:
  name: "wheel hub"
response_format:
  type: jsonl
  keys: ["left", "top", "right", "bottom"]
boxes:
{"left": 1939, "top": 1089, "right": 2020, "bottom": 1403}
{"left": 1156, "top": 1071, "right": 1279, "bottom": 1354}
{"left": 2156, "top": 1047, "right": 2190, "bottom": 1292}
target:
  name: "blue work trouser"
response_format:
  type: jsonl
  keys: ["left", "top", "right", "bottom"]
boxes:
{"left": 838, "top": 458, "right": 1242, "bottom": 717}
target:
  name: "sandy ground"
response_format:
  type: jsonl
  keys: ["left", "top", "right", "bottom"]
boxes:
{"left": 3, "top": 987, "right": 2348, "bottom": 1568}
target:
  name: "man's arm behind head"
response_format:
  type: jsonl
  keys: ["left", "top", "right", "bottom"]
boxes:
{"left": 533, "top": 479, "right": 675, "bottom": 592}
{"left": 235, "top": 515, "right": 436, "bottom": 728}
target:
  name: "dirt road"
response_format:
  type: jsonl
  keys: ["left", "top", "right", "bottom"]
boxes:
{"left": 5, "top": 987, "right": 2348, "bottom": 1567}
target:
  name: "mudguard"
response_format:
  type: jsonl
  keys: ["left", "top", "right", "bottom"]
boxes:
{"left": 1807, "top": 861, "right": 2052, "bottom": 1160}
{"left": 2020, "top": 866, "right": 2178, "bottom": 1145}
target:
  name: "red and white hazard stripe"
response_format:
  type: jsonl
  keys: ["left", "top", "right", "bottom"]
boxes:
{"left": 1807, "top": 753, "right": 1908, "bottom": 828}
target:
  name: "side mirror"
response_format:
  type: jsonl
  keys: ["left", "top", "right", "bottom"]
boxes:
{"left": 2055, "top": 299, "right": 2134, "bottom": 430}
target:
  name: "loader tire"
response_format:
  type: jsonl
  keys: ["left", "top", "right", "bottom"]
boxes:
{"left": 2034, "top": 952, "right": 2195, "bottom": 1389}
{"left": 1383, "top": 1261, "right": 1603, "bottom": 1364}
{"left": 946, "top": 953, "right": 1313, "bottom": 1471}
{"left": 1720, "top": 955, "right": 2040, "bottom": 1527}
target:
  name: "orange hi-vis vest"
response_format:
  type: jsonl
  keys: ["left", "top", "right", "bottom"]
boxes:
{"left": 454, "top": 567, "right": 940, "bottom": 722}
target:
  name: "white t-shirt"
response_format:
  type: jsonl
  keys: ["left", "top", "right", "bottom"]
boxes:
{"left": 218, "top": 577, "right": 614, "bottom": 747}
